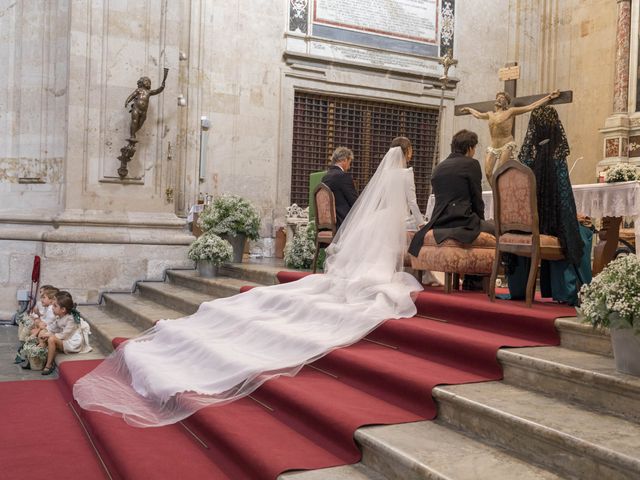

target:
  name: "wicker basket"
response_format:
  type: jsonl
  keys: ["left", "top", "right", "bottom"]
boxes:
{"left": 28, "top": 356, "right": 45, "bottom": 371}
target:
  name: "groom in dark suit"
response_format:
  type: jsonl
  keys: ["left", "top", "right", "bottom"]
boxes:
{"left": 322, "top": 147, "right": 358, "bottom": 229}
{"left": 408, "top": 129, "right": 494, "bottom": 289}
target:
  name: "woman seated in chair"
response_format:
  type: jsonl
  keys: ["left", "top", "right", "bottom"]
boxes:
{"left": 506, "top": 106, "right": 592, "bottom": 305}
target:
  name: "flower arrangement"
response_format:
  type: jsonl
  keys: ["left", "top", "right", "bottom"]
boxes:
{"left": 198, "top": 195, "right": 261, "bottom": 240}
{"left": 188, "top": 232, "right": 234, "bottom": 266}
{"left": 22, "top": 341, "right": 48, "bottom": 360}
{"left": 21, "top": 341, "right": 48, "bottom": 370}
{"left": 604, "top": 163, "right": 639, "bottom": 183}
{"left": 17, "top": 313, "right": 35, "bottom": 341}
{"left": 578, "top": 254, "right": 640, "bottom": 334}
{"left": 284, "top": 222, "right": 316, "bottom": 269}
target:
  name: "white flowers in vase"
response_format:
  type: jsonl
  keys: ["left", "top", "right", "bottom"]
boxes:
{"left": 188, "top": 232, "right": 234, "bottom": 266}
{"left": 578, "top": 254, "right": 640, "bottom": 334}
{"left": 198, "top": 195, "right": 261, "bottom": 240}
{"left": 604, "top": 163, "right": 639, "bottom": 183}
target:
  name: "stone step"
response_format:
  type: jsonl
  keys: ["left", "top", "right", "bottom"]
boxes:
{"left": 102, "top": 291, "right": 185, "bottom": 331}
{"left": 499, "top": 346, "right": 640, "bottom": 423}
{"left": 166, "top": 269, "right": 261, "bottom": 296}
{"left": 280, "top": 464, "right": 386, "bottom": 480}
{"left": 434, "top": 381, "right": 640, "bottom": 480}
{"left": 136, "top": 281, "right": 214, "bottom": 315}
{"left": 219, "top": 261, "right": 294, "bottom": 285}
{"left": 355, "top": 421, "right": 562, "bottom": 480}
{"left": 555, "top": 317, "right": 612, "bottom": 357}
{"left": 80, "top": 305, "right": 143, "bottom": 353}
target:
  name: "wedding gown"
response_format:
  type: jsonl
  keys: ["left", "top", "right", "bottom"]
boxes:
{"left": 73, "top": 147, "right": 423, "bottom": 427}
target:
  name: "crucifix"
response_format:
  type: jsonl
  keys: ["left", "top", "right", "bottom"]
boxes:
{"left": 454, "top": 62, "right": 573, "bottom": 184}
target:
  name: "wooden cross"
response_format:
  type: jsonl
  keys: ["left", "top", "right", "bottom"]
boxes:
{"left": 454, "top": 62, "right": 573, "bottom": 121}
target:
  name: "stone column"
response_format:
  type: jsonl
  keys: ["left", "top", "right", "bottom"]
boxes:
{"left": 599, "top": 0, "right": 633, "bottom": 171}
{"left": 613, "top": 0, "right": 631, "bottom": 113}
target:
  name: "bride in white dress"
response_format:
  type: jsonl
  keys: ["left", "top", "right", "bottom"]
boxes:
{"left": 73, "top": 146, "right": 424, "bottom": 427}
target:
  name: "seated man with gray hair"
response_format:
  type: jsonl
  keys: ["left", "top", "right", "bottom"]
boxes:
{"left": 322, "top": 147, "right": 358, "bottom": 230}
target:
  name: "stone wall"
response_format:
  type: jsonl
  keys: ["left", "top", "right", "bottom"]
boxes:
{"left": 0, "top": 0, "right": 68, "bottom": 214}
{"left": 175, "top": 0, "right": 287, "bottom": 239}
{"left": 0, "top": 0, "right": 193, "bottom": 319}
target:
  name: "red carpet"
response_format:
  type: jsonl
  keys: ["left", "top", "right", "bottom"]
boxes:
{"left": 0, "top": 380, "right": 106, "bottom": 479}
{"left": 2, "top": 272, "right": 576, "bottom": 479}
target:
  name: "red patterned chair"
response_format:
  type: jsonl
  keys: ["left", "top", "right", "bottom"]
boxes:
{"left": 311, "top": 183, "right": 337, "bottom": 273}
{"left": 488, "top": 160, "right": 565, "bottom": 307}
{"left": 409, "top": 230, "right": 496, "bottom": 293}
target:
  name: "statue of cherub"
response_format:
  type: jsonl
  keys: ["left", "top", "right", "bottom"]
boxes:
{"left": 125, "top": 68, "right": 169, "bottom": 139}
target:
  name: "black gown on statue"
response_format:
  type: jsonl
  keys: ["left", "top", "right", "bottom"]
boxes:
{"left": 507, "top": 105, "right": 592, "bottom": 305}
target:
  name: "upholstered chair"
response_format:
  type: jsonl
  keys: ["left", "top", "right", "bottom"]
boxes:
{"left": 489, "top": 160, "right": 565, "bottom": 307}
{"left": 312, "top": 183, "right": 337, "bottom": 273}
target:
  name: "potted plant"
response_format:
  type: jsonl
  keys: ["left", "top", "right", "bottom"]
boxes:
{"left": 605, "top": 163, "right": 639, "bottom": 183}
{"left": 21, "top": 341, "right": 48, "bottom": 371}
{"left": 578, "top": 254, "right": 640, "bottom": 375}
{"left": 198, "top": 195, "right": 261, "bottom": 262}
{"left": 284, "top": 222, "right": 316, "bottom": 269}
{"left": 188, "top": 232, "right": 234, "bottom": 278}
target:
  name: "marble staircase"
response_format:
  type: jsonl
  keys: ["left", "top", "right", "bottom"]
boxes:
{"left": 78, "top": 264, "right": 640, "bottom": 480}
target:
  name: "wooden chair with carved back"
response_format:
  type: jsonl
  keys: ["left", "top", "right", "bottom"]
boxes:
{"left": 311, "top": 183, "right": 337, "bottom": 273}
{"left": 489, "top": 160, "right": 565, "bottom": 307}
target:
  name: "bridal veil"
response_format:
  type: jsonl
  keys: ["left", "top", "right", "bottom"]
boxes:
{"left": 73, "top": 146, "right": 423, "bottom": 427}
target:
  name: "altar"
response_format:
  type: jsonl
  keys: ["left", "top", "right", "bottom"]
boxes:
{"left": 426, "top": 180, "right": 640, "bottom": 250}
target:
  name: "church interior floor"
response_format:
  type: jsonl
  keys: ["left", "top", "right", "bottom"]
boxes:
{"left": 2, "top": 263, "right": 639, "bottom": 480}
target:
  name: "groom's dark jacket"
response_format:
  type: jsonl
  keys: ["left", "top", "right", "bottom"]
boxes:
{"left": 408, "top": 152, "right": 485, "bottom": 257}
{"left": 322, "top": 165, "right": 358, "bottom": 229}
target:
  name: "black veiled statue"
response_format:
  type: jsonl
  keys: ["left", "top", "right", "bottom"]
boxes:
{"left": 507, "top": 105, "right": 592, "bottom": 305}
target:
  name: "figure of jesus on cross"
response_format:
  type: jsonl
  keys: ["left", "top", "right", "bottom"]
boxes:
{"left": 460, "top": 89, "right": 560, "bottom": 185}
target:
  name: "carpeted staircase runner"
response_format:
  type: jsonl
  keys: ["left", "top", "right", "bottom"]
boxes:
{"left": 4, "top": 272, "right": 575, "bottom": 479}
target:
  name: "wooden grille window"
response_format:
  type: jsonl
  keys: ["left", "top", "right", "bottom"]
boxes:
{"left": 291, "top": 91, "right": 439, "bottom": 210}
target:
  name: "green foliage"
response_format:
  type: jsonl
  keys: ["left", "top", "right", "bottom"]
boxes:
{"left": 187, "top": 232, "right": 234, "bottom": 266}
{"left": 198, "top": 195, "right": 261, "bottom": 240}
{"left": 605, "top": 163, "right": 639, "bottom": 183}
{"left": 578, "top": 254, "right": 640, "bottom": 334}
{"left": 284, "top": 222, "right": 317, "bottom": 270}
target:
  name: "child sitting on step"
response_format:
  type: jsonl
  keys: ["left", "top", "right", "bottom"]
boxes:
{"left": 40, "top": 291, "right": 92, "bottom": 376}
{"left": 31, "top": 285, "right": 57, "bottom": 316}
{"left": 29, "top": 286, "right": 59, "bottom": 337}
{"left": 15, "top": 286, "right": 59, "bottom": 364}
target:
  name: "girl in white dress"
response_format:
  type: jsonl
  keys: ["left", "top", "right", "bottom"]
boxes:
{"left": 41, "top": 291, "right": 92, "bottom": 375}
{"left": 74, "top": 146, "right": 423, "bottom": 427}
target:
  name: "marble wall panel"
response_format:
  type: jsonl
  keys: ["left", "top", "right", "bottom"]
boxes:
{"left": 63, "top": 0, "right": 181, "bottom": 214}
{"left": 0, "top": 0, "right": 68, "bottom": 215}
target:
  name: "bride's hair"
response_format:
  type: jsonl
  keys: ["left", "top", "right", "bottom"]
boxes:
{"left": 390, "top": 136, "right": 411, "bottom": 157}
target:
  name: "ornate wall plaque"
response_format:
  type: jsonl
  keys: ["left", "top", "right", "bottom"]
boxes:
{"left": 287, "top": 0, "right": 456, "bottom": 75}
